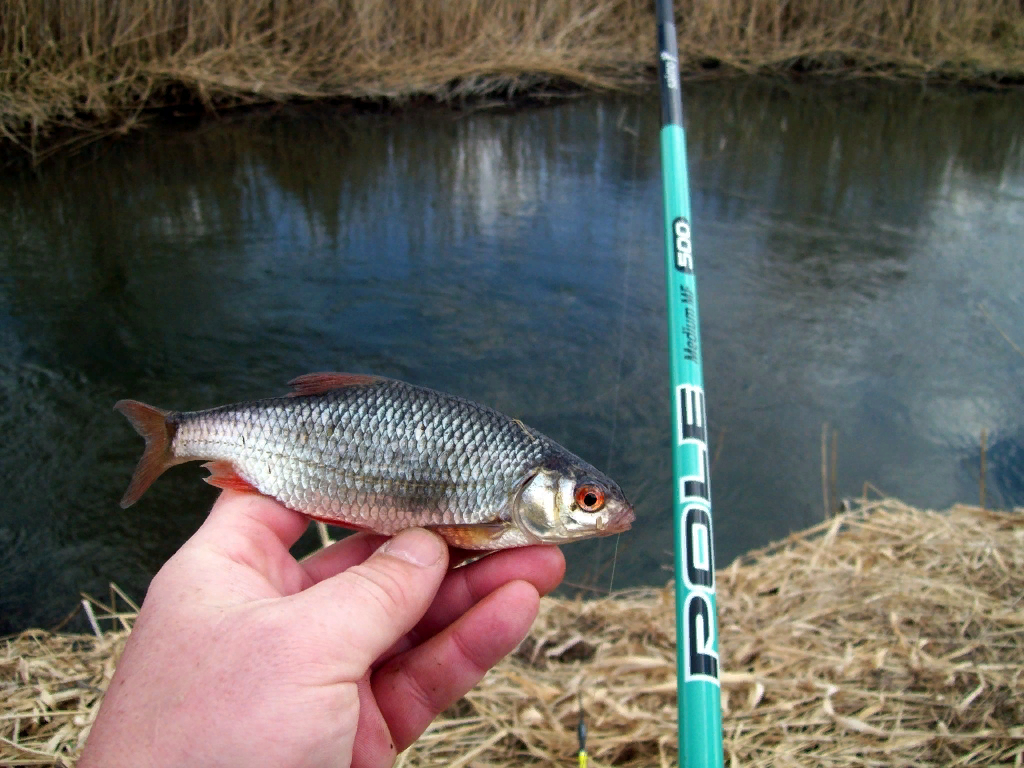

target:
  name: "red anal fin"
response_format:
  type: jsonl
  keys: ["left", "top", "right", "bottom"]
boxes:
{"left": 427, "top": 523, "right": 511, "bottom": 550}
{"left": 202, "top": 461, "right": 263, "bottom": 495}
{"left": 287, "top": 372, "right": 383, "bottom": 397}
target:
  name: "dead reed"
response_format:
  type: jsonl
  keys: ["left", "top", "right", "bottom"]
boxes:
{"left": 2, "top": 0, "right": 1024, "bottom": 156}
{"left": 3, "top": 496, "right": 1023, "bottom": 766}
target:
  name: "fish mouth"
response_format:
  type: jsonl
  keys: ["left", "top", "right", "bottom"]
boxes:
{"left": 600, "top": 503, "right": 635, "bottom": 535}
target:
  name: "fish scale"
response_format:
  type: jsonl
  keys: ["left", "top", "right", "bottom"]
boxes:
{"left": 114, "top": 373, "right": 634, "bottom": 549}
{"left": 170, "top": 380, "right": 548, "bottom": 531}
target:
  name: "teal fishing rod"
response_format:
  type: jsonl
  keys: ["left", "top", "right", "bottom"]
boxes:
{"left": 655, "top": 1, "right": 724, "bottom": 766}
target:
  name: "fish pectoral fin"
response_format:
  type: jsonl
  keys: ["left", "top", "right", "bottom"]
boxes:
{"left": 202, "top": 461, "right": 263, "bottom": 495}
{"left": 427, "top": 523, "right": 513, "bottom": 550}
{"left": 287, "top": 372, "right": 383, "bottom": 397}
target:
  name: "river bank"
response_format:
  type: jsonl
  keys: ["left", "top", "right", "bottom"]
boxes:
{"left": 3, "top": 0, "right": 1024, "bottom": 159}
{"left": 3, "top": 497, "right": 1022, "bottom": 766}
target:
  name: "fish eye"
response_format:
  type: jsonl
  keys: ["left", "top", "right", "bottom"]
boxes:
{"left": 574, "top": 483, "right": 606, "bottom": 512}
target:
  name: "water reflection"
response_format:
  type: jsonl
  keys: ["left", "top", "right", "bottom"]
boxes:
{"left": 1, "top": 80, "right": 1022, "bottom": 632}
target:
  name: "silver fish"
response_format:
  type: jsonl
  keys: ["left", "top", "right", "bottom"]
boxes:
{"left": 115, "top": 373, "right": 634, "bottom": 549}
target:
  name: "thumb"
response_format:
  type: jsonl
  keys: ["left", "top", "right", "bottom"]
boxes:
{"left": 292, "top": 528, "right": 449, "bottom": 671}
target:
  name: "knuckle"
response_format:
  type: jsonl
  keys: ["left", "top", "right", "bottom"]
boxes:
{"left": 391, "top": 659, "right": 440, "bottom": 717}
{"left": 345, "top": 561, "right": 412, "bottom": 618}
{"left": 450, "top": 622, "right": 491, "bottom": 678}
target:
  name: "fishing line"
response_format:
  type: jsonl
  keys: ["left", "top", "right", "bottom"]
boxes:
{"left": 603, "top": 106, "right": 640, "bottom": 476}
{"left": 600, "top": 101, "right": 641, "bottom": 597}
{"left": 607, "top": 532, "right": 621, "bottom": 594}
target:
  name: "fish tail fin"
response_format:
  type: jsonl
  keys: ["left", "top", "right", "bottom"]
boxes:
{"left": 114, "top": 399, "right": 177, "bottom": 508}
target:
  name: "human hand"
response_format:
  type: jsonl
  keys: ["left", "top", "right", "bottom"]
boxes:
{"left": 78, "top": 491, "right": 565, "bottom": 768}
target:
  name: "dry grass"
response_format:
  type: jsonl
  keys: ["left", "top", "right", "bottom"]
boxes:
{"left": 4, "top": 497, "right": 1023, "bottom": 766}
{"left": 2, "top": 0, "right": 1024, "bottom": 156}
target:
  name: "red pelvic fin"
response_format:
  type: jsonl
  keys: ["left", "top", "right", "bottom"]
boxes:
{"left": 287, "top": 372, "right": 383, "bottom": 397}
{"left": 202, "top": 461, "right": 262, "bottom": 495}
{"left": 427, "top": 523, "right": 511, "bottom": 550}
{"left": 114, "top": 400, "right": 176, "bottom": 508}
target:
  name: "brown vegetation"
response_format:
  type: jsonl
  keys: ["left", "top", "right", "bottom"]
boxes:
{"left": 2, "top": 0, "right": 1024, "bottom": 155}
{"left": 4, "top": 497, "right": 1023, "bottom": 766}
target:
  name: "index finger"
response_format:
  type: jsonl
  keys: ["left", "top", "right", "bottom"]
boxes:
{"left": 373, "top": 579, "right": 543, "bottom": 752}
{"left": 367, "top": 544, "right": 563, "bottom": 669}
{"left": 418, "top": 544, "right": 564, "bottom": 638}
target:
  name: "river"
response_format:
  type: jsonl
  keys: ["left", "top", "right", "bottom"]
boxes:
{"left": 2, "top": 79, "right": 1022, "bottom": 632}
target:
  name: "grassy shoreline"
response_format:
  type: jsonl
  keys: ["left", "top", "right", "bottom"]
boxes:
{"left": 3, "top": 0, "right": 1024, "bottom": 157}
{"left": 3, "top": 497, "right": 1023, "bottom": 766}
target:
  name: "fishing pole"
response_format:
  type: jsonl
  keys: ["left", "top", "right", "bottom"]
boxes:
{"left": 654, "top": 1, "right": 724, "bottom": 766}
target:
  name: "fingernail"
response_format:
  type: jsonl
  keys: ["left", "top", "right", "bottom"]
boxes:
{"left": 381, "top": 528, "right": 444, "bottom": 567}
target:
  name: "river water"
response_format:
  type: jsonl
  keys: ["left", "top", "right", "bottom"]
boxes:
{"left": 2, "top": 80, "right": 1022, "bottom": 633}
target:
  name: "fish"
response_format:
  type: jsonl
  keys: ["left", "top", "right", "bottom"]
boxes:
{"left": 115, "top": 373, "right": 634, "bottom": 549}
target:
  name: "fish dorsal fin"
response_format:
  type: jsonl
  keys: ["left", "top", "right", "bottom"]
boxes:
{"left": 287, "top": 372, "right": 383, "bottom": 397}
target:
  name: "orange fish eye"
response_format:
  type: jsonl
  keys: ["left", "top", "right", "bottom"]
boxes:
{"left": 574, "top": 484, "right": 605, "bottom": 512}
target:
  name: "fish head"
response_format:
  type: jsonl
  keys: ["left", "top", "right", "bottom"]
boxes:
{"left": 512, "top": 456, "right": 634, "bottom": 544}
